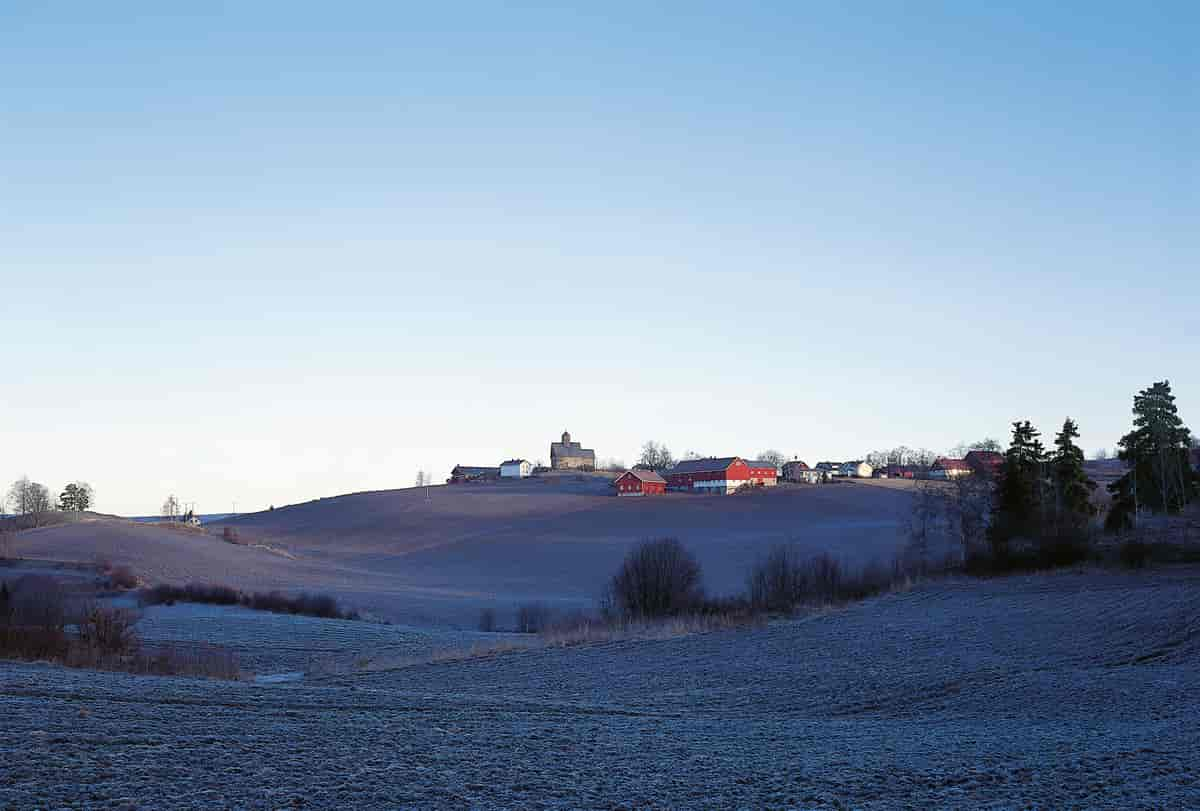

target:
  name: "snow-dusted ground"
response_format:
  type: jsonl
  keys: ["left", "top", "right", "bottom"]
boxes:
{"left": 131, "top": 603, "right": 520, "bottom": 675}
{"left": 3, "top": 566, "right": 1198, "bottom": 809}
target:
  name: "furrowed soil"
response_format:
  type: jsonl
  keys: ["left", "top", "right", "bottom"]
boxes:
{"left": 2, "top": 567, "right": 1198, "bottom": 809}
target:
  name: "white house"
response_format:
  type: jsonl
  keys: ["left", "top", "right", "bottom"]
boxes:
{"left": 500, "top": 459, "right": 533, "bottom": 478}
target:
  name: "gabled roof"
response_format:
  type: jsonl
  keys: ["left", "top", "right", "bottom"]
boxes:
{"left": 619, "top": 468, "right": 667, "bottom": 484}
{"left": 666, "top": 457, "right": 743, "bottom": 475}
{"left": 452, "top": 465, "right": 495, "bottom": 474}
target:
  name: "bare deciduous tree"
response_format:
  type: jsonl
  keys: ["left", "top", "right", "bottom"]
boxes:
{"left": 757, "top": 450, "right": 786, "bottom": 469}
{"left": 636, "top": 441, "right": 676, "bottom": 472}
{"left": 162, "top": 494, "right": 180, "bottom": 521}
{"left": 7, "top": 477, "right": 52, "bottom": 517}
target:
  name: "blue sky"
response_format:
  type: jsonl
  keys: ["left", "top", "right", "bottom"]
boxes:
{"left": 2, "top": 2, "right": 1195, "bottom": 515}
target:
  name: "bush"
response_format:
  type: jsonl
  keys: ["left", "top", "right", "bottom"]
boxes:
{"left": 478, "top": 608, "right": 496, "bottom": 632}
{"left": 140, "top": 582, "right": 354, "bottom": 619}
{"left": 78, "top": 605, "right": 140, "bottom": 654}
{"left": 748, "top": 547, "right": 917, "bottom": 611}
{"left": 747, "top": 545, "right": 807, "bottom": 611}
{"left": 607, "top": 537, "right": 703, "bottom": 619}
{"left": 1, "top": 578, "right": 240, "bottom": 679}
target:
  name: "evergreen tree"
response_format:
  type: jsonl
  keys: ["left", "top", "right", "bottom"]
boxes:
{"left": 1107, "top": 380, "right": 1196, "bottom": 529}
{"left": 1051, "top": 417, "right": 1095, "bottom": 532}
{"left": 59, "top": 483, "right": 79, "bottom": 512}
{"left": 989, "top": 420, "right": 1047, "bottom": 553}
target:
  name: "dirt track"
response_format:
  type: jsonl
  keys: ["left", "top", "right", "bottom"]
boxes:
{"left": 2, "top": 566, "right": 1197, "bottom": 809}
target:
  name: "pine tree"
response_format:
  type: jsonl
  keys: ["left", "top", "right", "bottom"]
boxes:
{"left": 1051, "top": 417, "right": 1095, "bottom": 532}
{"left": 1107, "top": 380, "right": 1196, "bottom": 529}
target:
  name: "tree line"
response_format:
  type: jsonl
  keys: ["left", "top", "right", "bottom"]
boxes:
{"left": 908, "top": 379, "right": 1197, "bottom": 572}
{"left": 4, "top": 477, "right": 94, "bottom": 519}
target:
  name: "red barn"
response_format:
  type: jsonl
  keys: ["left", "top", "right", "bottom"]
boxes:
{"left": 744, "top": 460, "right": 780, "bottom": 487}
{"left": 613, "top": 468, "right": 667, "bottom": 496}
{"left": 664, "top": 457, "right": 775, "bottom": 494}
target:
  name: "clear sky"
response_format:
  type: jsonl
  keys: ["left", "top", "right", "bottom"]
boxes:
{"left": 2, "top": 2, "right": 1196, "bottom": 515}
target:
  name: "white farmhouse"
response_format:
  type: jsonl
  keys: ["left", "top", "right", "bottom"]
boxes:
{"left": 500, "top": 459, "right": 533, "bottom": 478}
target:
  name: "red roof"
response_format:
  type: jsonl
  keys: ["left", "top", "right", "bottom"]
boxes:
{"left": 621, "top": 468, "right": 667, "bottom": 484}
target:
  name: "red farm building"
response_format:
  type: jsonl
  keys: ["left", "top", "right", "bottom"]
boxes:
{"left": 664, "top": 457, "right": 777, "bottom": 494}
{"left": 613, "top": 468, "right": 667, "bottom": 496}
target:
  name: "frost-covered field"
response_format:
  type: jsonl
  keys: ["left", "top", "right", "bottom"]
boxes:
{"left": 3, "top": 566, "right": 1198, "bottom": 809}
{"left": 12, "top": 481, "right": 918, "bottom": 625}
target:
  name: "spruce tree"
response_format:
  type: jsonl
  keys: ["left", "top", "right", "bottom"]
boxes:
{"left": 1107, "top": 380, "right": 1196, "bottom": 529}
{"left": 1051, "top": 417, "right": 1095, "bottom": 533}
{"left": 990, "top": 420, "right": 1047, "bottom": 554}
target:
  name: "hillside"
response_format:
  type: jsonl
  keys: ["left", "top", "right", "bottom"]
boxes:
{"left": 3, "top": 566, "right": 1197, "bottom": 808}
{"left": 12, "top": 480, "right": 921, "bottom": 625}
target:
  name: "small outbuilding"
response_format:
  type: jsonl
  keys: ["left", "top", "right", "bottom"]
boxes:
{"left": 613, "top": 468, "right": 667, "bottom": 496}
{"left": 500, "top": 459, "right": 534, "bottom": 479}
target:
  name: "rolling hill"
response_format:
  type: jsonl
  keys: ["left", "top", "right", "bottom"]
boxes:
{"left": 11, "top": 478, "right": 921, "bottom": 625}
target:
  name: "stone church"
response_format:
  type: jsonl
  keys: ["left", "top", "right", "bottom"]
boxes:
{"left": 550, "top": 431, "right": 596, "bottom": 470}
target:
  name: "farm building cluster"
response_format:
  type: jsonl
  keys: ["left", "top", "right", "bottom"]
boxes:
{"left": 448, "top": 430, "right": 1012, "bottom": 496}
{"left": 448, "top": 431, "right": 595, "bottom": 483}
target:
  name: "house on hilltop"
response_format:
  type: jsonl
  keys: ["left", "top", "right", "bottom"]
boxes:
{"left": 614, "top": 468, "right": 667, "bottom": 496}
{"left": 550, "top": 431, "right": 596, "bottom": 470}
{"left": 500, "top": 459, "right": 533, "bottom": 478}
{"left": 781, "top": 459, "right": 810, "bottom": 482}
{"left": 448, "top": 465, "right": 498, "bottom": 484}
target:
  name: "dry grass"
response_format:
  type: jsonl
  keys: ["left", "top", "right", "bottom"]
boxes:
{"left": 540, "top": 611, "right": 764, "bottom": 648}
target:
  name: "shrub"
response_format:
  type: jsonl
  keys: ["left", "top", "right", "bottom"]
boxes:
{"left": 478, "top": 607, "right": 496, "bottom": 632}
{"left": 141, "top": 582, "right": 354, "bottom": 619}
{"left": 1, "top": 579, "right": 240, "bottom": 679}
{"left": 748, "top": 547, "right": 918, "bottom": 610}
{"left": 78, "top": 605, "right": 140, "bottom": 654}
{"left": 747, "top": 545, "right": 807, "bottom": 611}
{"left": 607, "top": 537, "right": 703, "bottom": 619}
